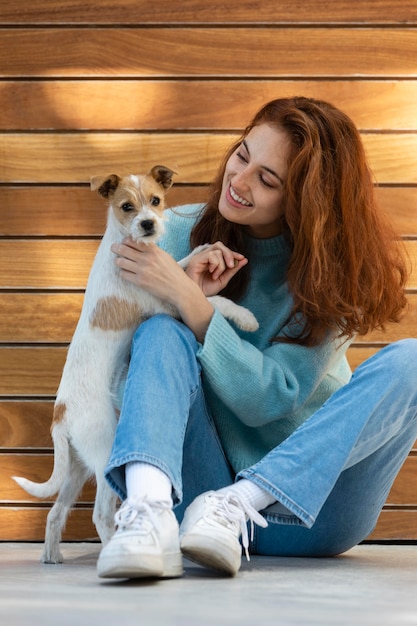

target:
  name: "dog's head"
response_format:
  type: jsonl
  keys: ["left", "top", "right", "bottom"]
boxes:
{"left": 90, "top": 165, "right": 176, "bottom": 243}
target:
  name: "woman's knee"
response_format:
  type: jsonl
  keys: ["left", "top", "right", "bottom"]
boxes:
{"left": 132, "top": 314, "right": 197, "bottom": 349}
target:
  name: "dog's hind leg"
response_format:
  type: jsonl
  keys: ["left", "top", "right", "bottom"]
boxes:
{"left": 93, "top": 474, "right": 118, "bottom": 547}
{"left": 42, "top": 451, "right": 88, "bottom": 564}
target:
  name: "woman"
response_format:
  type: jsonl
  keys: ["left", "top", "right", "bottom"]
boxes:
{"left": 97, "top": 97, "right": 417, "bottom": 578}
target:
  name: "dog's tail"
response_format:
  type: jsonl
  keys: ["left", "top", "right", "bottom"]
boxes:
{"left": 12, "top": 422, "right": 69, "bottom": 498}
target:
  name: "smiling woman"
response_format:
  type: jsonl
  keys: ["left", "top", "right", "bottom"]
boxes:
{"left": 94, "top": 97, "right": 417, "bottom": 581}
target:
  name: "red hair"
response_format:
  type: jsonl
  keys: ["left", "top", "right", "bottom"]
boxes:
{"left": 191, "top": 97, "right": 409, "bottom": 346}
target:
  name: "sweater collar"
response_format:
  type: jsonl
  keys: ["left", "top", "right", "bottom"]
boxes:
{"left": 244, "top": 231, "right": 291, "bottom": 260}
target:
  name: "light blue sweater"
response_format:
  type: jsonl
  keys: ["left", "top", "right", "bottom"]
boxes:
{"left": 160, "top": 204, "right": 353, "bottom": 474}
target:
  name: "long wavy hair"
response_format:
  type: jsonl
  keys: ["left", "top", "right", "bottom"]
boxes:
{"left": 191, "top": 96, "right": 409, "bottom": 346}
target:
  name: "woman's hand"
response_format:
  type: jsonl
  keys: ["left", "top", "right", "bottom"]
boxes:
{"left": 184, "top": 242, "right": 248, "bottom": 297}
{"left": 110, "top": 238, "right": 218, "bottom": 342}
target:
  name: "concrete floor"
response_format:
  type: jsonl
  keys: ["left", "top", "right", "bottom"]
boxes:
{"left": 1, "top": 543, "right": 417, "bottom": 626}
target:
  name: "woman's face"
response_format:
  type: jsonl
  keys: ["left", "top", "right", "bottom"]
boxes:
{"left": 218, "top": 123, "right": 292, "bottom": 238}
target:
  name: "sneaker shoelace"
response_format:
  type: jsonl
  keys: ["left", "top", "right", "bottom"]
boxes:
{"left": 203, "top": 492, "right": 268, "bottom": 561}
{"left": 115, "top": 498, "right": 171, "bottom": 535}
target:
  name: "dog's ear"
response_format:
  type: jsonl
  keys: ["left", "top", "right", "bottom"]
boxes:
{"left": 149, "top": 165, "right": 177, "bottom": 191}
{"left": 90, "top": 174, "right": 121, "bottom": 198}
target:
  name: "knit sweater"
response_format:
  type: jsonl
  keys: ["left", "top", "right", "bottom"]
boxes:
{"left": 159, "top": 204, "right": 353, "bottom": 474}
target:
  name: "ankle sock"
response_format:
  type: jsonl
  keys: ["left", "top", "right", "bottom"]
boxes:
{"left": 125, "top": 461, "right": 173, "bottom": 505}
{"left": 217, "top": 479, "right": 276, "bottom": 512}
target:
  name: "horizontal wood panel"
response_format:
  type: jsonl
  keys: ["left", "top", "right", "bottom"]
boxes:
{"left": 0, "top": 347, "right": 66, "bottom": 396}
{"left": 1, "top": 240, "right": 416, "bottom": 290}
{"left": 0, "top": 186, "right": 415, "bottom": 237}
{"left": 2, "top": 133, "right": 417, "bottom": 184}
{"left": 0, "top": 293, "right": 84, "bottom": 343}
{"left": 347, "top": 347, "right": 381, "bottom": 371}
{"left": 367, "top": 510, "right": 417, "bottom": 541}
{"left": 3, "top": 80, "right": 417, "bottom": 131}
{"left": 4, "top": 401, "right": 415, "bottom": 452}
{"left": 0, "top": 506, "right": 415, "bottom": 542}
{"left": 1, "top": 454, "right": 96, "bottom": 503}
{"left": 386, "top": 456, "right": 417, "bottom": 505}
{"left": 0, "top": 186, "right": 209, "bottom": 236}
{"left": 1, "top": 28, "right": 417, "bottom": 78}
{"left": 1, "top": 292, "right": 416, "bottom": 345}
{"left": 0, "top": 507, "right": 97, "bottom": 541}
{"left": 1, "top": 0, "right": 416, "bottom": 24}
{"left": 0, "top": 340, "right": 414, "bottom": 397}
{"left": 0, "top": 401, "right": 53, "bottom": 448}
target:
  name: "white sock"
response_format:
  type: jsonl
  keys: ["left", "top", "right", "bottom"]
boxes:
{"left": 217, "top": 479, "right": 276, "bottom": 512}
{"left": 125, "top": 461, "right": 173, "bottom": 505}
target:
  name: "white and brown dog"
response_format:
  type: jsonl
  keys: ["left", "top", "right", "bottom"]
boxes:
{"left": 13, "top": 165, "right": 258, "bottom": 564}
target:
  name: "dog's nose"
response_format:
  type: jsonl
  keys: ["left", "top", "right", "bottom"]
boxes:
{"left": 140, "top": 220, "right": 155, "bottom": 235}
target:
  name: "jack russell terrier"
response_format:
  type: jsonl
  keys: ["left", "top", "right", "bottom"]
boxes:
{"left": 13, "top": 165, "right": 258, "bottom": 564}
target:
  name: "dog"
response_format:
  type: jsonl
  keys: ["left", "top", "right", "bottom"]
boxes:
{"left": 13, "top": 165, "right": 258, "bottom": 564}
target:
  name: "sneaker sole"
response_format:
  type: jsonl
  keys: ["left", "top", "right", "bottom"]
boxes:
{"left": 97, "top": 551, "right": 183, "bottom": 579}
{"left": 180, "top": 533, "right": 241, "bottom": 576}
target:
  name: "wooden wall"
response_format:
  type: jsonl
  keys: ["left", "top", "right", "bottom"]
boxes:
{"left": 0, "top": 1, "right": 416, "bottom": 542}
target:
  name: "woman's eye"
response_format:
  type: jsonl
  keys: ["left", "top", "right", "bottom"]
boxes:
{"left": 236, "top": 151, "right": 248, "bottom": 163}
{"left": 121, "top": 202, "right": 134, "bottom": 212}
{"left": 260, "top": 176, "right": 274, "bottom": 188}
{"left": 151, "top": 196, "right": 161, "bottom": 206}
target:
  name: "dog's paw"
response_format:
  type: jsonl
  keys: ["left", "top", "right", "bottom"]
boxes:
{"left": 41, "top": 549, "right": 64, "bottom": 564}
{"left": 233, "top": 309, "right": 259, "bottom": 332}
{"left": 208, "top": 296, "right": 259, "bottom": 332}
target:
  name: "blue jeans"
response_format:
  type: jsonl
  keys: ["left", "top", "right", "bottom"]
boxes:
{"left": 105, "top": 315, "right": 417, "bottom": 557}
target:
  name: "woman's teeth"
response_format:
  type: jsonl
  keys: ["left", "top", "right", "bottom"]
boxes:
{"left": 230, "top": 186, "right": 251, "bottom": 206}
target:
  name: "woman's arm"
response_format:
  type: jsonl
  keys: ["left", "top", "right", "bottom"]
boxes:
{"left": 111, "top": 239, "right": 247, "bottom": 343}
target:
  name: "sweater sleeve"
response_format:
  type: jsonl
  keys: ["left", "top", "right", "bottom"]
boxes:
{"left": 197, "top": 309, "right": 352, "bottom": 428}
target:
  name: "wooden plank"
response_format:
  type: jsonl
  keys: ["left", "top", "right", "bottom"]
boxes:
{"left": 386, "top": 456, "right": 417, "bottom": 506}
{"left": 0, "top": 347, "right": 66, "bottom": 396}
{"left": 1, "top": 292, "right": 416, "bottom": 346}
{"left": 347, "top": 346, "right": 381, "bottom": 371}
{"left": 1, "top": 28, "right": 417, "bottom": 78}
{"left": 1, "top": 240, "right": 416, "bottom": 290}
{"left": 1, "top": 133, "right": 417, "bottom": 184}
{"left": 0, "top": 401, "right": 52, "bottom": 448}
{"left": 0, "top": 507, "right": 97, "bottom": 541}
{"left": 368, "top": 509, "right": 417, "bottom": 540}
{"left": 0, "top": 293, "right": 83, "bottom": 343}
{"left": 2, "top": 80, "right": 417, "bottom": 131}
{"left": 1, "top": 454, "right": 96, "bottom": 502}
{"left": 0, "top": 240, "right": 99, "bottom": 289}
{"left": 1, "top": 0, "right": 416, "bottom": 25}
{"left": 0, "top": 506, "right": 414, "bottom": 542}
{"left": 375, "top": 188, "right": 417, "bottom": 237}
{"left": 0, "top": 186, "right": 209, "bottom": 236}
{"left": 0, "top": 186, "right": 414, "bottom": 237}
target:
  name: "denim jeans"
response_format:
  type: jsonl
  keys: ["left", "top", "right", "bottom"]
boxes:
{"left": 105, "top": 314, "right": 417, "bottom": 557}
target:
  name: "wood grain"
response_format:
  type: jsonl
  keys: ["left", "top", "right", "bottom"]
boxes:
{"left": 1, "top": 0, "right": 416, "bottom": 24}
{"left": 0, "top": 506, "right": 415, "bottom": 541}
{"left": 0, "top": 401, "right": 53, "bottom": 448}
{"left": 0, "top": 507, "right": 97, "bottom": 541}
{"left": 2, "top": 80, "right": 417, "bottom": 130}
{"left": 0, "top": 347, "right": 66, "bottom": 396}
{"left": 1, "top": 133, "right": 417, "bottom": 184}
{"left": 1, "top": 293, "right": 416, "bottom": 345}
{"left": 1, "top": 28, "right": 417, "bottom": 78}
{"left": 0, "top": 186, "right": 415, "bottom": 237}
{"left": 1, "top": 240, "right": 416, "bottom": 290}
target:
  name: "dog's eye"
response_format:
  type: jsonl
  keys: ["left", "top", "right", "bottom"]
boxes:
{"left": 151, "top": 196, "right": 161, "bottom": 206}
{"left": 121, "top": 203, "right": 134, "bottom": 212}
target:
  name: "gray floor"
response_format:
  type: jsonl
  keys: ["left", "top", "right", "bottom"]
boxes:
{"left": 1, "top": 543, "right": 417, "bottom": 625}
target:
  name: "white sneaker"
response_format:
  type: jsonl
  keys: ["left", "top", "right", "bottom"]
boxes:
{"left": 179, "top": 491, "right": 268, "bottom": 576}
{"left": 97, "top": 498, "right": 183, "bottom": 579}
